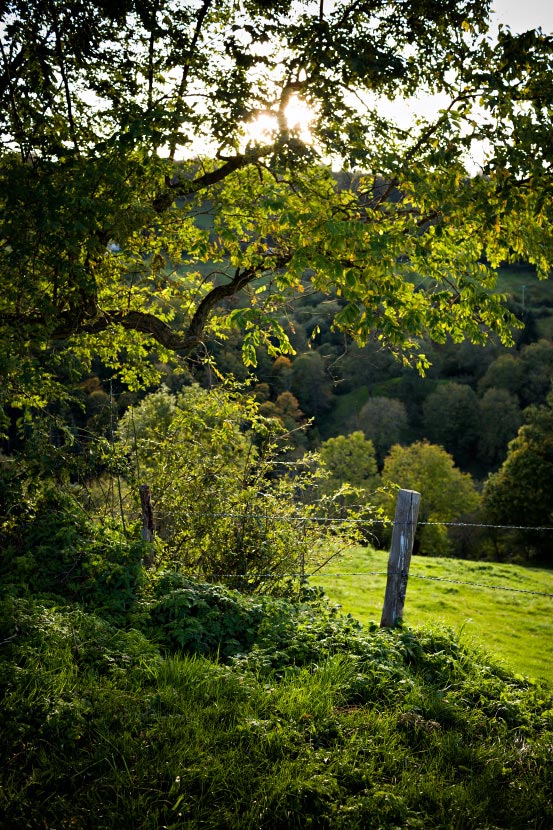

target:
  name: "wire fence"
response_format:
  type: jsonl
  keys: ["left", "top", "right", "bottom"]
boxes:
{"left": 315, "top": 571, "right": 553, "bottom": 598}
{"left": 168, "top": 509, "right": 553, "bottom": 533}
{"left": 68, "top": 383, "right": 553, "bottom": 604}
{"left": 168, "top": 507, "right": 553, "bottom": 599}
{"left": 190, "top": 569, "right": 553, "bottom": 599}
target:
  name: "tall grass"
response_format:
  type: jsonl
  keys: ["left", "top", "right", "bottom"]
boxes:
{"left": 1, "top": 593, "right": 552, "bottom": 829}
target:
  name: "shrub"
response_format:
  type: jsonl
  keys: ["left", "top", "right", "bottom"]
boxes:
{"left": 117, "top": 384, "right": 371, "bottom": 593}
{"left": 0, "top": 479, "right": 144, "bottom": 621}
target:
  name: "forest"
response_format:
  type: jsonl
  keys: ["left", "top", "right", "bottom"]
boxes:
{"left": 1, "top": 0, "right": 552, "bottom": 826}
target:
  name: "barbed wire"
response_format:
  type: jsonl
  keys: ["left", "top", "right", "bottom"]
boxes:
{"left": 190, "top": 570, "right": 553, "bottom": 598}
{"left": 405, "top": 573, "right": 553, "bottom": 597}
{"left": 176, "top": 510, "right": 553, "bottom": 533}
{"left": 419, "top": 521, "right": 553, "bottom": 531}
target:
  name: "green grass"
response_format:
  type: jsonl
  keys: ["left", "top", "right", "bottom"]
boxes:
{"left": 1, "top": 596, "right": 552, "bottom": 829}
{"left": 495, "top": 265, "right": 553, "bottom": 337}
{"left": 315, "top": 547, "right": 553, "bottom": 685}
{"left": 495, "top": 265, "right": 551, "bottom": 300}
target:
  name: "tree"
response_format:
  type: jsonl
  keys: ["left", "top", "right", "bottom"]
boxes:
{"left": 477, "top": 387, "right": 522, "bottom": 467}
{"left": 478, "top": 353, "right": 526, "bottom": 399}
{"left": 381, "top": 441, "right": 480, "bottom": 556}
{"left": 518, "top": 340, "right": 553, "bottom": 407}
{"left": 290, "top": 351, "right": 333, "bottom": 418}
{"left": 357, "top": 396, "right": 408, "bottom": 465}
{"left": 318, "top": 431, "right": 379, "bottom": 502}
{"left": 1, "top": 0, "right": 553, "bottom": 417}
{"left": 258, "top": 390, "right": 307, "bottom": 453}
{"left": 478, "top": 340, "right": 553, "bottom": 408}
{"left": 482, "top": 391, "right": 553, "bottom": 562}
{"left": 421, "top": 382, "right": 480, "bottom": 469}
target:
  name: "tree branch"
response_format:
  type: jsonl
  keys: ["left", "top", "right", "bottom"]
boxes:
{"left": 50, "top": 6, "right": 79, "bottom": 152}
{"left": 371, "top": 92, "right": 475, "bottom": 208}
{"left": 0, "top": 41, "right": 27, "bottom": 152}
{"left": 0, "top": 43, "right": 26, "bottom": 99}
{"left": 153, "top": 144, "right": 275, "bottom": 208}
{"left": 44, "top": 262, "right": 291, "bottom": 354}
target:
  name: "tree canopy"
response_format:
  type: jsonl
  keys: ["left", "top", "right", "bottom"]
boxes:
{"left": 319, "top": 430, "right": 379, "bottom": 500}
{"left": 381, "top": 441, "right": 480, "bottom": 556}
{"left": 483, "top": 390, "right": 553, "bottom": 562}
{"left": 1, "top": 0, "right": 553, "bottom": 412}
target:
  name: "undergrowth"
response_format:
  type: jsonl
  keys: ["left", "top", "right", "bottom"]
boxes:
{"left": 1, "top": 582, "right": 552, "bottom": 830}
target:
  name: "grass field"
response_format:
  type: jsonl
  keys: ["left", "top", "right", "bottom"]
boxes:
{"left": 315, "top": 547, "right": 553, "bottom": 686}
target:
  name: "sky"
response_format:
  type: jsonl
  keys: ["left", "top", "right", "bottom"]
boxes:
{"left": 238, "top": 1, "right": 553, "bottom": 155}
{"left": 491, "top": 0, "right": 553, "bottom": 32}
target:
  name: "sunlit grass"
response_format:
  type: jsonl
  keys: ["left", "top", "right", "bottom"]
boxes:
{"left": 314, "top": 546, "right": 553, "bottom": 685}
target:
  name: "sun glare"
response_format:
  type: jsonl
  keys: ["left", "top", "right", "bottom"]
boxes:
{"left": 243, "top": 95, "right": 316, "bottom": 145}
{"left": 285, "top": 95, "right": 316, "bottom": 140}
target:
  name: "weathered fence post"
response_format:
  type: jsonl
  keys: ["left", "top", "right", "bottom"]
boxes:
{"left": 380, "top": 488, "right": 421, "bottom": 627}
{"left": 139, "top": 484, "right": 155, "bottom": 568}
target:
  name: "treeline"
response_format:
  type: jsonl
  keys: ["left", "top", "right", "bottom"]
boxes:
{"left": 157, "top": 263, "right": 553, "bottom": 564}
{"left": 197, "top": 265, "right": 552, "bottom": 474}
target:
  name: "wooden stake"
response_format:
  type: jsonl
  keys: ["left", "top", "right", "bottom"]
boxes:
{"left": 380, "top": 488, "right": 421, "bottom": 628}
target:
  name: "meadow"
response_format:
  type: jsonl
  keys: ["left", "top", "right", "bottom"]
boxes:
{"left": 316, "top": 547, "right": 553, "bottom": 685}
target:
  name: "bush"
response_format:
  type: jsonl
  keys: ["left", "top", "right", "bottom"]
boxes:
{"left": 0, "top": 479, "right": 144, "bottom": 621}
{"left": 117, "top": 384, "right": 370, "bottom": 593}
{"left": 145, "top": 575, "right": 268, "bottom": 658}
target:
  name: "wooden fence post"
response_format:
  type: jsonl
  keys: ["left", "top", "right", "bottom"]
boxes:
{"left": 380, "top": 488, "right": 421, "bottom": 628}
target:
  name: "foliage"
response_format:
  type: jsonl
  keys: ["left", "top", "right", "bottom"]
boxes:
{"left": 258, "top": 390, "right": 306, "bottom": 449}
{"left": 422, "top": 382, "right": 480, "bottom": 468}
{"left": 145, "top": 575, "right": 268, "bottom": 658}
{"left": 381, "top": 441, "right": 481, "bottom": 556}
{"left": 290, "top": 351, "right": 333, "bottom": 416}
{"left": 144, "top": 575, "right": 364, "bottom": 663}
{"left": 0, "top": 589, "right": 552, "bottom": 829}
{"left": 478, "top": 351, "right": 525, "bottom": 399}
{"left": 0, "top": 468, "right": 144, "bottom": 622}
{"left": 2, "top": 3, "right": 553, "bottom": 815}
{"left": 477, "top": 387, "right": 522, "bottom": 467}
{"left": 318, "top": 431, "right": 379, "bottom": 504}
{"left": 231, "top": 269, "right": 549, "bottom": 487}
{"left": 478, "top": 338, "right": 553, "bottom": 407}
{"left": 117, "top": 383, "right": 368, "bottom": 592}
{"left": 2, "top": 0, "right": 553, "bottom": 419}
{"left": 357, "top": 396, "right": 409, "bottom": 465}
{"left": 483, "top": 390, "right": 553, "bottom": 563}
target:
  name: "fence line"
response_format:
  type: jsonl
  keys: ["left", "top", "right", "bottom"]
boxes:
{"left": 419, "top": 521, "right": 553, "bottom": 531}
{"left": 138, "top": 486, "right": 553, "bottom": 625}
{"left": 406, "top": 573, "right": 553, "bottom": 597}
{"left": 325, "top": 571, "right": 553, "bottom": 599}
{"left": 188, "top": 570, "right": 553, "bottom": 599}
{"left": 174, "top": 510, "right": 553, "bottom": 533}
